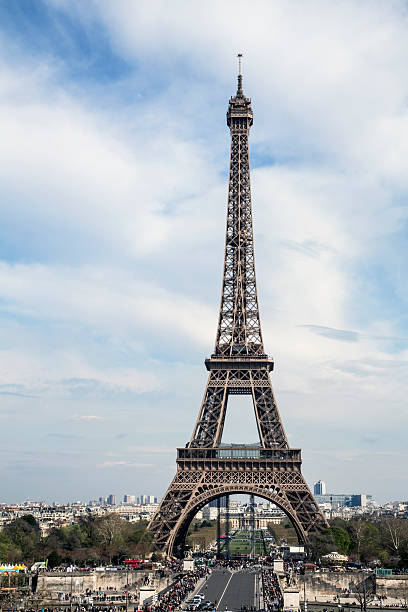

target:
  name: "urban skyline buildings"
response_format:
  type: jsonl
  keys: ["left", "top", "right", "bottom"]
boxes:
{"left": 96, "top": 494, "right": 158, "bottom": 506}
{"left": 312, "top": 481, "right": 373, "bottom": 509}
{"left": 0, "top": 494, "right": 405, "bottom": 540}
{"left": 0, "top": 485, "right": 378, "bottom": 509}
{"left": 314, "top": 480, "right": 327, "bottom": 495}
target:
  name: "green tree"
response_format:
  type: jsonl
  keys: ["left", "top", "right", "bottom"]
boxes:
{"left": 327, "top": 526, "right": 351, "bottom": 554}
{"left": 0, "top": 531, "right": 11, "bottom": 559}
{"left": 360, "top": 523, "right": 381, "bottom": 563}
{"left": 3, "top": 516, "right": 41, "bottom": 560}
{"left": 1, "top": 513, "right": 155, "bottom": 566}
{"left": 47, "top": 549, "right": 62, "bottom": 568}
{"left": 20, "top": 515, "right": 40, "bottom": 531}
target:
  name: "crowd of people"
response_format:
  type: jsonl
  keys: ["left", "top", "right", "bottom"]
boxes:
{"left": 147, "top": 567, "right": 209, "bottom": 612}
{"left": 23, "top": 608, "right": 128, "bottom": 612}
{"left": 262, "top": 568, "right": 283, "bottom": 612}
{"left": 211, "top": 558, "right": 265, "bottom": 571}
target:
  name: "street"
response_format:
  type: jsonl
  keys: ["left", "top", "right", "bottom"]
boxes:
{"left": 195, "top": 569, "right": 256, "bottom": 611}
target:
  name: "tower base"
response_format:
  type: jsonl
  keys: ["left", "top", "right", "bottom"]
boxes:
{"left": 148, "top": 446, "right": 327, "bottom": 556}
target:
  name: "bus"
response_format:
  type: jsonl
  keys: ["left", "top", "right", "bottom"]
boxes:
{"left": 124, "top": 560, "right": 152, "bottom": 570}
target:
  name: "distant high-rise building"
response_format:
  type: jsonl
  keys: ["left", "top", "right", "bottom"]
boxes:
{"left": 315, "top": 493, "right": 372, "bottom": 509}
{"left": 139, "top": 494, "right": 157, "bottom": 505}
{"left": 107, "top": 494, "right": 116, "bottom": 505}
{"left": 124, "top": 495, "right": 136, "bottom": 504}
{"left": 350, "top": 494, "right": 367, "bottom": 508}
{"left": 314, "top": 480, "right": 326, "bottom": 495}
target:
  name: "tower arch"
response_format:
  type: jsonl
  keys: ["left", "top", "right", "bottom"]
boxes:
{"left": 168, "top": 486, "right": 306, "bottom": 557}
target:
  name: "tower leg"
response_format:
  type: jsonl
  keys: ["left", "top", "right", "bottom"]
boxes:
{"left": 217, "top": 497, "right": 221, "bottom": 557}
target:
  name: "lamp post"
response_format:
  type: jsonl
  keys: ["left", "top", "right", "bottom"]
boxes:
{"left": 304, "top": 580, "right": 307, "bottom": 612}
{"left": 70, "top": 572, "right": 73, "bottom": 612}
{"left": 117, "top": 554, "right": 130, "bottom": 612}
{"left": 126, "top": 565, "right": 129, "bottom": 612}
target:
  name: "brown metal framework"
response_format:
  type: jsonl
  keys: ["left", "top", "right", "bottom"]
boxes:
{"left": 148, "top": 60, "right": 328, "bottom": 555}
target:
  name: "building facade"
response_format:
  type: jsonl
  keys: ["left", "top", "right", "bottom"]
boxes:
{"left": 314, "top": 480, "right": 326, "bottom": 495}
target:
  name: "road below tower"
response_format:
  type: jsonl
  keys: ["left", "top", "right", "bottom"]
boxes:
{"left": 195, "top": 569, "right": 256, "bottom": 611}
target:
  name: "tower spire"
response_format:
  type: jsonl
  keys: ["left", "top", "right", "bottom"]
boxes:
{"left": 237, "top": 52, "right": 243, "bottom": 96}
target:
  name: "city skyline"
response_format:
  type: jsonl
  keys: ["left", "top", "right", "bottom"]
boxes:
{"left": 1, "top": 1, "right": 408, "bottom": 504}
{"left": 0, "top": 480, "right": 388, "bottom": 508}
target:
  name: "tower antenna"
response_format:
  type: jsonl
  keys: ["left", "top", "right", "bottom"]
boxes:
{"left": 237, "top": 53, "right": 243, "bottom": 96}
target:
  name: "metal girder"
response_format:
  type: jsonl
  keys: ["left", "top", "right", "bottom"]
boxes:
{"left": 189, "top": 368, "right": 288, "bottom": 448}
{"left": 147, "top": 67, "right": 328, "bottom": 556}
{"left": 148, "top": 455, "right": 327, "bottom": 555}
{"left": 215, "top": 128, "right": 263, "bottom": 357}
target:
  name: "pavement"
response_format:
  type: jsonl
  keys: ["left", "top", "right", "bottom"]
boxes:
{"left": 194, "top": 569, "right": 256, "bottom": 611}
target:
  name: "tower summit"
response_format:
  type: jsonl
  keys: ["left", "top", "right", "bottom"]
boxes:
{"left": 148, "top": 61, "right": 328, "bottom": 556}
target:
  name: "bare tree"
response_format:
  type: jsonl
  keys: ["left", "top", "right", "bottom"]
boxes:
{"left": 382, "top": 518, "right": 408, "bottom": 556}
{"left": 352, "top": 573, "right": 376, "bottom": 612}
{"left": 352, "top": 520, "right": 367, "bottom": 560}
{"left": 94, "top": 514, "right": 125, "bottom": 548}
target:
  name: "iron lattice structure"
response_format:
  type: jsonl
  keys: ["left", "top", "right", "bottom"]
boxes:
{"left": 148, "top": 62, "right": 328, "bottom": 555}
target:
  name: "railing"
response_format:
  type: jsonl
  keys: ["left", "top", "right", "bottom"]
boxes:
{"left": 177, "top": 447, "right": 301, "bottom": 461}
{"left": 205, "top": 355, "right": 274, "bottom": 371}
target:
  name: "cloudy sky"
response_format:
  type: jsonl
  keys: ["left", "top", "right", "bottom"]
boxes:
{"left": 1, "top": 0, "right": 408, "bottom": 505}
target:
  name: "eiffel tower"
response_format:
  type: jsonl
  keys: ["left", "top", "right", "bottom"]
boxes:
{"left": 148, "top": 56, "right": 328, "bottom": 556}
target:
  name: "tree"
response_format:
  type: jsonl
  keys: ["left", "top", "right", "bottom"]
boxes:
{"left": 327, "top": 526, "right": 350, "bottom": 554}
{"left": 352, "top": 573, "right": 376, "bottom": 611}
{"left": 0, "top": 531, "right": 11, "bottom": 560}
{"left": 3, "top": 516, "right": 41, "bottom": 560}
{"left": 398, "top": 540, "right": 408, "bottom": 568}
{"left": 349, "top": 519, "right": 367, "bottom": 560}
{"left": 94, "top": 514, "right": 125, "bottom": 548}
{"left": 381, "top": 518, "right": 408, "bottom": 557}
{"left": 20, "top": 515, "right": 40, "bottom": 532}
{"left": 1, "top": 513, "right": 155, "bottom": 565}
{"left": 306, "top": 530, "right": 333, "bottom": 561}
{"left": 359, "top": 523, "right": 382, "bottom": 563}
{"left": 47, "top": 549, "right": 62, "bottom": 568}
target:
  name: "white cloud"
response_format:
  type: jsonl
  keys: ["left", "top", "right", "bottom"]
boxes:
{"left": 1, "top": 0, "right": 408, "bottom": 501}
{"left": 0, "top": 262, "right": 214, "bottom": 348}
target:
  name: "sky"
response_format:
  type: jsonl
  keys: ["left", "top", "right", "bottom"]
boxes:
{"left": 0, "top": 0, "right": 408, "bottom": 505}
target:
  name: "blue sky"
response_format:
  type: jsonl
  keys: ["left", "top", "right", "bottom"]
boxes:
{"left": 1, "top": 0, "right": 408, "bottom": 505}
